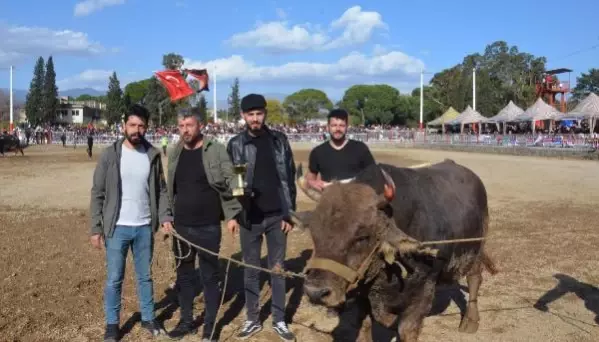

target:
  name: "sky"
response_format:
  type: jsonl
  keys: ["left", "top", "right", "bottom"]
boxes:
{"left": 0, "top": 0, "right": 598, "bottom": 101}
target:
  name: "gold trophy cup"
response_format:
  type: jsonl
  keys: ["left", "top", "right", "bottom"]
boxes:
{"left": 232, "top": 164, "right": 247, "bottom": 197}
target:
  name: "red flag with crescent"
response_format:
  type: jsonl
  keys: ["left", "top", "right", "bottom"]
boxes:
{"left": 154, "top": 70, "right": 195, "bottom": 101}
{"left": 184, "top": 69, "right": 210, "bottom": 92}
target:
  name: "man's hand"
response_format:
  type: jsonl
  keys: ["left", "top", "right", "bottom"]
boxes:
{"left": 281, "top": 220, "right": 293, "bottom": 234}
{"left": 307, "top": 178, "right": 326, "bottom": 191}
{"left": 90, "top": 234, "right": 104, "bottom": 249}
{"left": 160, "top": 222, "right": 174, "bottom": 240}
{"left": 161, "top": 221, "right": 174, "bottom": 234}
{"left": 227, "top": 219, "right": 240, "bottom": 236}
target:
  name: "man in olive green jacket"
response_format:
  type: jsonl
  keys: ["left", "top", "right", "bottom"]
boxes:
{"left": 161, "top": 112, "right": 241, "bottom": 341}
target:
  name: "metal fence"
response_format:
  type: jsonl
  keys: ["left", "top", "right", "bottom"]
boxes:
{"left": 28, "top": 130, "right": 599, "bottom": 152}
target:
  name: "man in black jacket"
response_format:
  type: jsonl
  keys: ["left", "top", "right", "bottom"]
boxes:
{"left": 226, "top": 94, "right": 296, "bottom": 341}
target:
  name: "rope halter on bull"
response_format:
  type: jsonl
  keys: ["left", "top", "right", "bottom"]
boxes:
{"left": 293, "top": 164, "right": 444, "bottom": 293}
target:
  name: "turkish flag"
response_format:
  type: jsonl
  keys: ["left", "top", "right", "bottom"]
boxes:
{"left": 154, "top": 70, "right": 195, "bottom": 101}
{"left": 185, "top": 68, "right": 210, "bottom": 92}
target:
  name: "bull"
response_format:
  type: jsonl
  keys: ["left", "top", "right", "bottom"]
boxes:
{"left": 0, "top": 134, "right": 24, "bottom": 157}
{"left": 292, "top": 160, "right": 497, "bottom": 342}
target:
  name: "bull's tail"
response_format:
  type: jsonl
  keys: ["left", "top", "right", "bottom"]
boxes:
{"left": 481, "top": 251, "right": 498, "bottom": 275}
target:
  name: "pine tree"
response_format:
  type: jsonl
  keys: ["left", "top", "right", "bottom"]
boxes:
{"left": 105, "top": 72, "right": 124, "bottom": 126}
{"left": 198, "top": 94, "right": 208, "bottom": 122}
{"left": 228, "top": 78, "right": 241, "bottom": 121}
{"left": 25, "top": 57, "right": 45, "bottom": 126}
{"left": 43, "top": 56, "right": 59, "bottom": 124}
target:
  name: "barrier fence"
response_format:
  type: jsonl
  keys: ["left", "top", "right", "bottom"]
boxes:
{"left": 22, "top": 130, "right": 599, "bottom": 151}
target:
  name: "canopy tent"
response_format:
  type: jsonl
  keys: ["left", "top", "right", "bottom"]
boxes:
{"left": 489, "top": 101, "right": 524, "bottom": 122}
{"left": 488, "top": 101, "right": 525, "bottom": 134}
{"left": 567, "top": 92, "right": 599, "bottom": 132}
{"left": 514, "top": 98, "right": 563, "bottom": 122}
{"left": 449, "top": 106, "right": 490, "bottom": 133}
{"left": 513, "top": 98, "right": 565, "bottom": 133}
{"left": 427, "top": 107, "right": 460, "bottom": 126}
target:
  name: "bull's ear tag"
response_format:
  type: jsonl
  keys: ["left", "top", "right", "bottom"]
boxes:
{"left": 380, "top": 241, "right": 397, "bottom": 264}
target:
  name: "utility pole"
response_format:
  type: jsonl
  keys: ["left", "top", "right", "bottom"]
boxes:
{"left": 212, "top": 66, "right": 217, "bottom": 123}
{"left": 472, "top": 67, "right": 476, "bottom": 111}
{"left": 9, "top": 65, "right": 14, "bottom": 131}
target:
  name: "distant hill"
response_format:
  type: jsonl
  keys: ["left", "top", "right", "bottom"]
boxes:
{"left": 0, "top": 87, "right": 105, "bottom": 104}
{"left": 1, "top": 88, "right": 293, "bottom": 108}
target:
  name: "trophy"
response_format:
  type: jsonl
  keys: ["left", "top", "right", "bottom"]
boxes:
{"left": 232, "top": 164, "right": 247, "bottom": 197}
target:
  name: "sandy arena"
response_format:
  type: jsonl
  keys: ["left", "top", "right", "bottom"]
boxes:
{"left": 1, "top": 144, "right": 599, "bottom": 342}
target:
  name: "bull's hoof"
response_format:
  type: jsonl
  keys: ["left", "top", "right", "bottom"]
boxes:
{"left": 458, "top": 317, "right": 479, "bottom": 333}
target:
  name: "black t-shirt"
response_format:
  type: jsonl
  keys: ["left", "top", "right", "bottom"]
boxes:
{"left": 174, "top": 148, "right": 222, "bottom": 226}
{"left": 249, "top": 132, "right": 282, "bottom": 221}
{"left": 308, "top": 139, "right": 375, "bottom": 182}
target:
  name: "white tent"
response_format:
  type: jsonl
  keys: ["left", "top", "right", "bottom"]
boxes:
{"left": 514, "top": 98, "right": 563, "bottom": 122}
{"left": 567, "top": 92, "right": 599, "bottom": 132}
{"left": 449, "top": 106, "right": 490, "bottom": 133}
{"left": 488, "top": 101, "right": 525, "bottom": 134}
{"left": 489, "top": 101, "right": 524, "bottom": 122}
{"left": 514, "top": 98, "right": 565, "bottom": 133}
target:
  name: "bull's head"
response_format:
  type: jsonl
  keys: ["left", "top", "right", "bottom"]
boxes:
{"left": 294, "top": 164, "right": 438, "bottom": 308}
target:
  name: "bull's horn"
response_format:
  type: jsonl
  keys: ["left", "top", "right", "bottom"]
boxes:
{"left": 296, "top": 163, "right": 322, "bottom": 202}
{"left": 376, "top": 167, "right": 396, "bottom": 208}
{"left": 384, "top": 229, "right": 439, "bottom": 258}
{"left": 407, "top": 162, "right": 432, "bottom": 169}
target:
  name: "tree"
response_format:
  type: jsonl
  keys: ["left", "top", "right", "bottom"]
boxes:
{"left": 162, "top": 53, "right": 184, "bottom": 70}
{"left": 228, "top": 78, "right": 241, "bottom": 121}
{"left": 338, "top": 84, "right": 401, "bottom": 125}
{"left": 25, "top": 57, "right": 45, "bottom": 125}
{"left": 427, "top": 41, "right": 546, "bottom": 119}
{"left": 283, "top": 88, "right": 333, "bottom": 121}
{"left": 124, "top": 78, "right": 151, "bottom": 104}
{"left": 105, "top": 72, "right": 124, "bottom": 126}
{"left": 198, "top": 94, "right": 208, "bottom": 121}
{"left": 42, "top": 56, "right": 59, "bottom": 123}
{"left": 572, "top": 68, "right": 599, "bottom": 101}
{"left": 266, "top": 98, "right": 286, "bottom": 124}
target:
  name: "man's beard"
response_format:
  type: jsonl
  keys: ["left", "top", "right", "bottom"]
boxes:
{"left": 330, "top": 132, "right": 346, "bottom": 144}
{"left": 124, "top": 131, "right": 143, "bottom": 145}
{"left": 183, "top": 132, "right": 203, "bottom": 147}
{"left": 247, "top": 122, "right": 264, "bottom": 135}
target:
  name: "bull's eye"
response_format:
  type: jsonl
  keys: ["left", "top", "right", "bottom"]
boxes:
{"left": 352, "top": 235, "right": 370, "bottom": 248}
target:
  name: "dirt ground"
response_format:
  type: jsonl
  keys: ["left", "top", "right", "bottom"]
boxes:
{"left": 1, "top": 144, "right": 599, "bottom": 342}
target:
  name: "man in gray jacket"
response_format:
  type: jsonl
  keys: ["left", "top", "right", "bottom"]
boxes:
{"left": 89, "top": 104, "right": 169, "bottom": 342}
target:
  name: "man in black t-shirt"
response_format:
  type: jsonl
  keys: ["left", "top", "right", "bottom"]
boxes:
{"left": 306, "top": 109, "right": 375, "bottom": 190}
{"left": 160, "top": 112, "right": 242, "bottom": 341}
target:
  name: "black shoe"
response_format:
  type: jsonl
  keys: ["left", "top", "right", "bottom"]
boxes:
{"left": 202, "top": 323, "right": 218, "bottom": 341}
{"left": 272, "top": 321, "right": 296, "bottom": 341}
{"left": 168, "top": 320, "right": 198, "bottom": 340}
{"left": 236, "top": 320, "right": 262, "bottom": 340}
{"left": 103, "top": 324, "right": 119, "bottom": 342}
{"left": 141, "top": 319, "right": 166, "bottom": 337}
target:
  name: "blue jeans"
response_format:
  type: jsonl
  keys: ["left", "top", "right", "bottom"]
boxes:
{"left": 104, "top": 225, "right": 155, "bottom": 325}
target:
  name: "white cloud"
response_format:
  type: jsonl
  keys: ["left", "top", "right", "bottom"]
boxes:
{"left": 57, "top": 69, "right": 113, "bottom": 90}
{"left": 0, "top": 24, "right": 106, "bottom": 66}
{"left": 227, "top": 6, "right": 387, "bottom": 53}
{"left": 183, "top": 49, "right": 424, "bottom": 86}
{"left": 74, "top": 0, "right": 125, "bottom": 17}
{"left": 57, "top": 69, "right": 136, "bottom": 90}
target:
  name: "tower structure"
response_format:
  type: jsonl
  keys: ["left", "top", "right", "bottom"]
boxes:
{"left": 535, "top": 68, "right": 572, "bottom": 112}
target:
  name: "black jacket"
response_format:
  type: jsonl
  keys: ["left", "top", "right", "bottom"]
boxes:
{"left": 226, "top": 127, "right": 296, "bottom": 222}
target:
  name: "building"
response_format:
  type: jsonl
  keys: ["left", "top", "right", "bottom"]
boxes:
{"left": 55, "top": 97, "right": 106, "bottom": 125}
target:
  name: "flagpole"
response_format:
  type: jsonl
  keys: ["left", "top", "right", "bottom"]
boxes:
{"left": 419, "top": 69, "right": 424, "bottom": 131}
{"left": 9, "top": 65, "right": 14, "bottom": 132}
{"left": 212, "top": 66, "right": 217, "bottom": 123}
